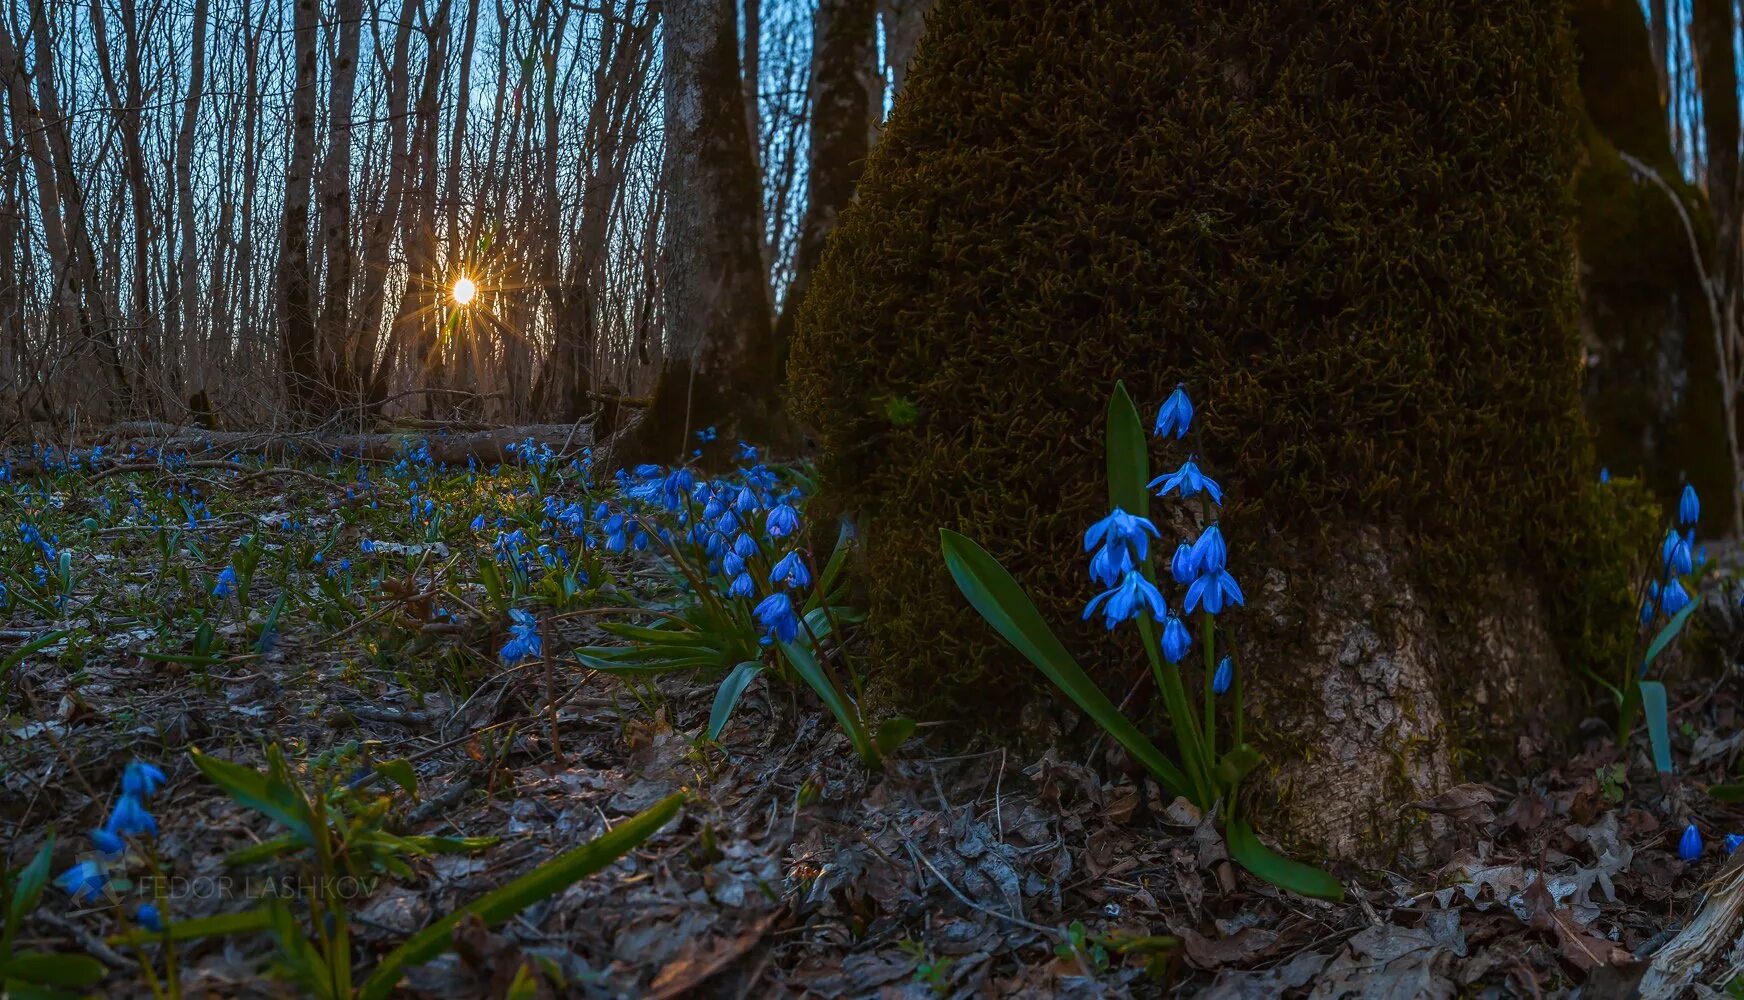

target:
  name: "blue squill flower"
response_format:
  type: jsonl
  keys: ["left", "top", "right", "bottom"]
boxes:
{"left": 1185, "top": 569, "right": 1245, "bottom": 615}
{"left": 1662, "top": 579, "right": 1692, "bottom": 616}
{"left": 105, "top": 794, "right": 157, "bottom": 838}
{"left": 1600, "top": 467, "right": 1610, "bottom": 484}
{"left": 755, "top": 592, "right": 800, "bottom": 643}
{"left": 1680, "top": 484, "right": 1700, "bottom": 526}
{"left": 1213, "top": 655, "right": 1233, "bottom": 695}
{"left": 1149, "top": 458, "right": 1223, "bottom": 505}
{"left": 1083, "top": 571, "right": 1167, "bottom": 630}
{"left": 1728, "top": 833, "right": 1744, "bottom": 855}
{"left": 1154, "top": 384, "right": 1193, "bottom": 439}
{"left": 90, "top": 828, "right": 125, "bottom": 860}
{"left": 1084, "top": 508, "right": 1159, "bottom": 561}
{"left": 733, "top": 533, "right": 761, "bottom": 560}
{"left": 1169, "top": 542, "right": 1196, "bottom": 585}
{"left": 1664, "top": 533, "right": 1693, "bottom": 576}
{"left": 500, "top": 609, "right": 542, "bottom": 663}
{"left": 136, "top": 903, "right": 164, "bottom": 932}
{"left": 728, "top": 572, "right": 756, "bottom": 598}
{"left": 1190, "top": 524, "right": 1227, "bottom": 575}
{"left": 1680, "top": 822, "right": 1703, "bottom": 861}
{"left": 56, "top": 860, "right": 108, "bottom": 904}
{"left": 1089, "top": 540, "right": 1136, "bottom": 587}
{"left": 1160, "top": 614, "right": 1192, "bottom": 662}
{"left": 470, "top": 514, "right": 486, "bottom": 531}
{"left": 212, "top": 566, "right": 237, "bottom": 599}
{"left": 771, "top": 551, "right": 811, "bottom": 590}
{"left": 122, "top": 761, "right": 167, "bottom": 798}
{"left": 766, "top": 504, "right": 801, "bottom": 539}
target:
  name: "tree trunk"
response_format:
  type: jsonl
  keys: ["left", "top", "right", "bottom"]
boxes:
{"left": 175, "top": 0, "right": 210, "bottom": 402}
{"left": 318, "top": 0, "right": 364, "bottom": 404}
{"left": 615, "top": 0, "right": 785, "bottom": 465}
{"left": 773, "top": 0, "right": 878, "bottom": 360}
{"left": 788, "top": 0, "right": 1639, "bottom": 864}
{"left": 280, "top": 0, "right": 321, "bottom": 416}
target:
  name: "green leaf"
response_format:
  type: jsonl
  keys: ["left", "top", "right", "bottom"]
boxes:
{"left": 1644, "top": 596, "right": 1701, "bottom": 669}
{"left": 2, "top": 631, "right": 67, "bottom": 679}
{"left": 189, "top": 748, "right": 312, "bottom": 838}
{"left": 107, "top": 908, "right": 274, "bottom": 947}
{"left": 875, "top": 717, "right": 917, "bottom": 757}
{"left": 7, "top": 838, "right": 55, "bottom": 953}
{"left": 0, "top": 952, "right": 107, "bottom": 987}
{"left": 224, "top": 833, "right": 304, "bottom": 867}
{"left": 1224, "top": 818, "right": 1344, "bottom": 901}
{"left": 776, "top": 639, "right": 877, "bottom": 765}
{"left": 1640, "top": 680, "right": 1675, "bottom": 774}
{"left": 357, "top": 793, "right": 683, "bottom": 1000}
{"left": 373, "top": 759, "right": 420, "bottom": 801}
{"left": 1106, "top": 381, "right": 1150, "bottom": 517}
{"left": 398, "top": 835, "right": 498, "bottom": 854}
{"left": 1709, "top": 782, "right": 1744, "bottom": 802}
{"left": 598, "top": 621, "right": 710, "bottom": 645}
{"left": 1214, "top": 744, "right": 1263, "bottom": 790}
{"left": 940, "top": 529, "right": 1190, "bottom": 796}
{"left": 708, "top": 661, "right": 763, "bottom": 740}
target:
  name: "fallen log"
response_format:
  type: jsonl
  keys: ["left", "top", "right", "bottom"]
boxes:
{"left": 94, "top": 421, "right": 594, "bottom": 467}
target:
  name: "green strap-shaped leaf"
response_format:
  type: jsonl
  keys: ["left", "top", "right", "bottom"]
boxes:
{"left": 357, "top": 793, "right": 683, "bottom": 1000}
{"left": 0, "top": 952, "right": 107, "bottom": 988}
{"left": 107, "top": 908, "right": 273, "bottom": 946}
{"left": 1106, "top": 381, "right": 1150, "bottom": 517}
{"left": 875, "top": 717, "right": 917, "bottom": 756}
{"left": 190, "top": 748, "right": 312, "bottom": 839}
{"left": 777, "top": 640, "right": 877, "bottom": 765}
{"left": 1640, "top": 679, "right": 1675, "bottom": 773}
{"left": 940, "top": 528, "right": 1190, "bottom": 796}
{"left": 5, "top": 838, "right": 54, "bottom": 956}
{"left": 1224, "top": 817, "right": 1344, "bottom": 901}
{"left": 708, "top": 661, "right": 764, "bottom": 740}
{"left": 1644, "top": 596, "right": 1701, "bottom": 669}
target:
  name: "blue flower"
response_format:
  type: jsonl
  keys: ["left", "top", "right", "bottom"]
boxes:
{"left": 771, "top": 551, "right": 811, "bottom": 590}
{"left": 766, "top": 504, "right": 801, "bottom": 539}
{"left": 1190, "top": 524, "right": 1227, "bottom": 575}
{"left": 1184, "top": 569, "right": 1245, "bottom": 615}
{"left": 1149, "top": 458, "right": 1223, "bottom": 505}
{"left": 722, "top": 550, "right": 746, "bottom": 576}
{"left": 360, "top": 538, "right": 376, "bottom": 554}
{"left": 470, "top": 514, "right": 486, "bottom": 531}
{"left": 500, "top": 609, "right": 542, "bottom": 663}
{"left": 122, "top": 761, "right": 167, "bottom": 798}
{"left": 1089, "top": 539, "right": 1136, "bottom": 587}
{"left": 1727, "top": 833, "right": 1744, "bottom": 855}
{"left": 1599, "top": 467, "right": 1610, "bottom": 484}
{"left": 728, "top": 572, "right": 756, "bottom": 598}
{"left": 1680, "top": 822, "right": 1703, "bottom": 861}
{"left": 755, "top": 592, "right": 800, "bottom": 643}
{"left": 662, "top": 468, "right": 696, "bottom": 510}
{"left": 1169, "top": 542, "right": 1196, "bottom": 585}
{"left": 733, "top": 533, "right": 761, "bottom": 560}
{"left": 1159, "top": 613, "right": 1192, "bottom": 662}
{"left": 1680, "top": 484, "right": 1700, "bottom": 526}
{"left": 1661, "top": 579, "right": 1691, "bottom": 616}
{"left": 1664, "top": 533, "right": 1693, "bottom": 576}
{"left": 136, "top": 903, "right": 164, "bottom": 932}
{"left": 212, "top": 566, "right": 237, "bottom": 599}
{"left": 1084, "top": 508, "right": 1159, "bottom": 558}
{"left": 1212, "top": 655, "right": 1233, "bottom": 695}
{"left": 105, "top": 794, "right": 157, "bottom": 838}
{"left": 90, "top": 828, "right": 125, "bottom": 859}
{"left": 1083, "top": 571, "right": 1167, "bottom": 630}
{"left": 1154, "top": 384, "right": 1193, "bottom": 439}
{"left": 56, "top": 860, "right": 108, "bottom": 904}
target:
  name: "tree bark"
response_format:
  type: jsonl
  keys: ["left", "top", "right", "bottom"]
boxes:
{"left": 280, "top": 0, "right": 321, "bottom": 416}
{"left": 773, "top": 0, "right": 878, "bottom": 361}
{"left": 615, "top": 0, "right": 785, "bottom": 465}
{"left": 318, "top": 0, "right": 365, "bottom": 403}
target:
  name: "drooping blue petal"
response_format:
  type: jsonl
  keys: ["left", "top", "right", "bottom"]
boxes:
{"left": 1160, "top": 614, "right": 1192, "bottom": 663}
{"left": 1680, "top": 484, "right": 1700, "bottom": 526}
{"left": 1153, "top": 384, "right": 1193, "bottom": 440}
{"left": 1680, "top": 822, "right": 1703, "bottom": 861}
{"left": 1212, "top": 656, "right": 1233, "bottom": 695}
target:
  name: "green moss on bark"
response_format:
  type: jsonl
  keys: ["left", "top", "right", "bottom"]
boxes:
{"left": 790, "top": 0, "right": 1642, "bottom": 718}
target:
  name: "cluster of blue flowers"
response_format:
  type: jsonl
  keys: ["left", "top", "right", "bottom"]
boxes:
{"left": 1645, "top": 483, "right": 1701, "bottom": 623}
{"left": 1081, "top": 385, "right": 1243, "bottom": 671}
{"left": 500, "top": 608, "right": 543, "bottom": 663}
{"left": 57, "top": 760, "right": 168, "bottom": 930}
{"left": 1678, "top": 822, "right": 1744, "bottom": 862}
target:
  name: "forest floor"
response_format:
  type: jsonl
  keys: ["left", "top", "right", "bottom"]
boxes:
{"left": 1, "top": 437, "right": 1742, "bottom": 998}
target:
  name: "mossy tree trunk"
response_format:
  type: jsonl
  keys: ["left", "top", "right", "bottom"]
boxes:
{"left": 791, "top": 0, "right": 1651, "bottom": 863}
{"left": 614, "top": 0, "right": 786, "bottom": 466}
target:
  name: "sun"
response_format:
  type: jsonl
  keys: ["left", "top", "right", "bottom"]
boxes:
{"left": 451, "top": 276, "right": 478, "bottom": 306}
